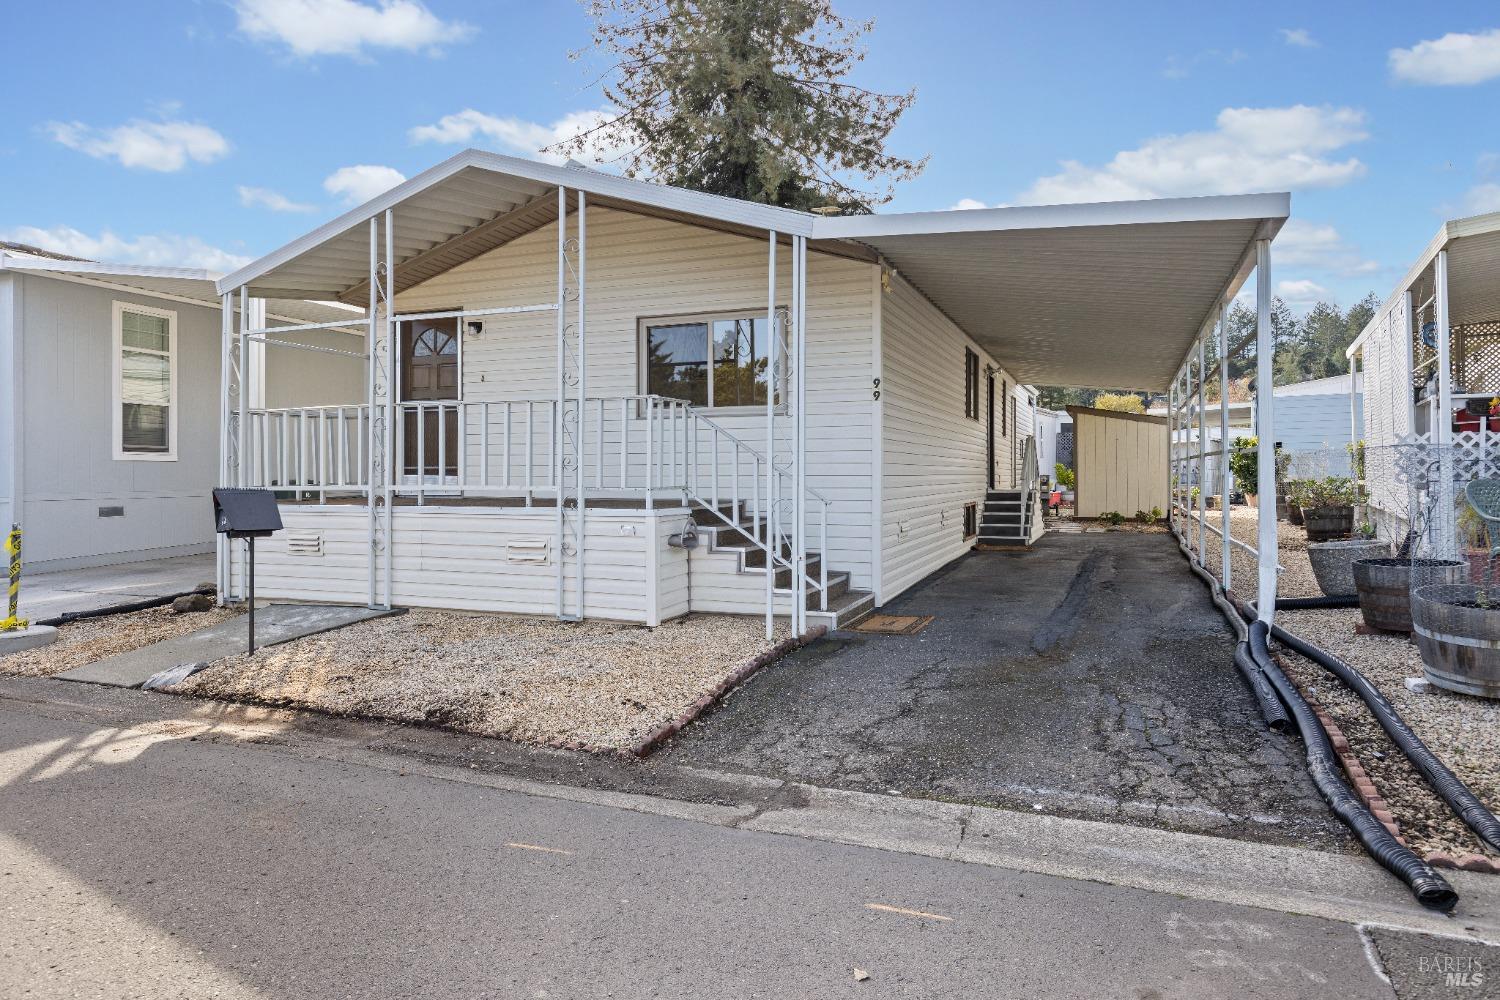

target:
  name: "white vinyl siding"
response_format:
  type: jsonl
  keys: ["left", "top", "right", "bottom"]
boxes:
{"left": 879, "top": 270, "right": 1018, "bottom": 601}
{"left": 394, "top": 207, "right": 877, "bottom": 591}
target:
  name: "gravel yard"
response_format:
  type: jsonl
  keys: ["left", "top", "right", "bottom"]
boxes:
{"left": 1275, "top": 606, "right": 1500, "bottom": 864}
{"left": 1218, "top": 505, "right": 1320, "bottom": 598}
{"left": 0, "top": 605, "right": 239, "bottom": 678}
{"left": 176, "top": 610, "right": 791, "bottom": 752}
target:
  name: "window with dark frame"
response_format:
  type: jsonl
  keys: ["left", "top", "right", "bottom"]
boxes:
{"left": 1001, "top": 379, "right": 1008, "bottom": 436}
{"left": 964, "top": 348, "right": 979, "bottom": 420}
{"left": 964, "top": 501, "right": 978, "bottom": 539}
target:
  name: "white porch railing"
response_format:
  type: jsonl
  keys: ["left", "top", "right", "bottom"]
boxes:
{"left": 234, "top": 394, "right": 832, "bottom": 607}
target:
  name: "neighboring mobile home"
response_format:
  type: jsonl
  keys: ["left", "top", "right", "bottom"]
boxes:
{"left": 213, "top": 150, "right": 1289, "bottom": 634}
{"left": 0, "top": 243, "right": 359, "bottom": 570}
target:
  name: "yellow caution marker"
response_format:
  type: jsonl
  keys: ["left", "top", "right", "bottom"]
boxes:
{"left": 0, "top": 524, "right": 27, "bottom": 633}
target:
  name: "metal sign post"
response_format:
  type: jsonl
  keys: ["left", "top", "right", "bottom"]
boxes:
{"left": 213, "top": 489, "right": 283, "bottom": 655}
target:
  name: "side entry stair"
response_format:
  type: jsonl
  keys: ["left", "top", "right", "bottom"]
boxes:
{"left": 978, "top": 488, "right": 1037, "bottom": 547}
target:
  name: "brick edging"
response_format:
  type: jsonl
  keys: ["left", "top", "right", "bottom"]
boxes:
{"left": 1290, "top": 669, "right": 1500, "bottom": 876}
{"left": 624, "top": 626, "right": 827, "bottom": 760}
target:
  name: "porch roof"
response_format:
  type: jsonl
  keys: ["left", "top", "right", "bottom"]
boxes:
{"left": 1348, "top": 210, "right": 1500, "bottom": 358}
{"left": 216, "top": 148, "right": 1286, "bottom": 391}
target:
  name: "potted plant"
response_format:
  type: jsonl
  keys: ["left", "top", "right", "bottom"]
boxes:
{"left": 1228, "top": 437, "right": 1287, "bottom": 512}
{"left": 1307, "top": 521, "right": 1389, "bottom": 597}
{"left": 1302, "top": 476, "right": 1358, "bottom": 542}
{"left": 1055, "top": 463, "right": 1076, "bottom": 504}
{"left": 1354, "top": 556, "right": 1466, "bottom": 633}
{"left": 1284, "top": 478, "right": 1308, "bottom": 527}
{"left": 1456, "top": 501, "right": 1496, "bottom": 585}
{"left": 1411, "top": 584, "right": 1500, "bottom": 698}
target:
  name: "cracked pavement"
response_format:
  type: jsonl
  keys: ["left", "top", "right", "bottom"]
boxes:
{"left": 665, "top": 532, "right": 1352, "bottom": 851}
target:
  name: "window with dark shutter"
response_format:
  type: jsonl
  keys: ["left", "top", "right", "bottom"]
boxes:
{"left": 964, "top": 348, "right": 979, "bottom": 420}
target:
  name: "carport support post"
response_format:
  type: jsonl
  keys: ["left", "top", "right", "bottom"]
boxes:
{"left": 1254, "top": 239, "right": 1277, "bottom": 623}
{"left": 765, "top": 231, "right": 777, "bottom": 641}
{"left": 216, "top": 291, "right": 233, "bottom": 605}
{"left": 1166, "top": 380, "right": 1176, "bottom": 531}
{"left": 1218, "top": 301, "right": 1232, "bottom": 591}
{"left": 1196, "top": 331, "right": 1207, "bottom": 566}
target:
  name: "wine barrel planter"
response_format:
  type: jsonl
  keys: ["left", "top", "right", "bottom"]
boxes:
{"left": 1353, "top": 557, "right": 1465, "bottom": 633}
{"left": 1307, "top": 538, "right": 1390, "bottom": 597}
{"left": 1411, "top": 584, "right": 1500, "bottom": 699}
{"left": 1304, "top": 505, "right": 1355, "bottom": 542}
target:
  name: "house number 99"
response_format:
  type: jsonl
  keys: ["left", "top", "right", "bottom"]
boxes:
{"left": 872, "top": 377, "right": 881, "bottom": 400}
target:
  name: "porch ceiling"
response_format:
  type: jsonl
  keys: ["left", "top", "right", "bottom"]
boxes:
{"left": 815, "top": 193, "right": 1288, "bottom": 392}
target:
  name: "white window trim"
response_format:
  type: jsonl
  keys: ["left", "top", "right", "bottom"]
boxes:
{"left": 637, "top": 307, "right": 788, "bottom": 414}
{"left": 112, "top": 300, "right": 178, "bottom": 462}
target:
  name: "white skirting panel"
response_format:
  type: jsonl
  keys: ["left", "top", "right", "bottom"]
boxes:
{"left": 228, "top": 504, "right": 694, "bottom": 624}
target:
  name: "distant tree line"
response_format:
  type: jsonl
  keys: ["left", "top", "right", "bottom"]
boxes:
{"left": 1035, "top": 292, "right": 1379, "bottom": 411}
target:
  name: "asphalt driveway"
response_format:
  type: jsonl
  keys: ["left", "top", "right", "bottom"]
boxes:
{"left": 665, "top": 531, "right": 1351, "bottom": 851}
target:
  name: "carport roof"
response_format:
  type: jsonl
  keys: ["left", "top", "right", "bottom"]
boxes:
{"left": 215, "top": 149, "right": 1287, "bottom": 392}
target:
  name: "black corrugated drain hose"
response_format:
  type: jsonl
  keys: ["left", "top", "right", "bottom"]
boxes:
{"left": 34, "top": 586, "right": 216, "bottom": 628}
{"left": 1273, "top": 594, "right": 1360, "bottom": 610}
{"left": 1265, "top": 617, "right": 1500, "bottom": 854}
{"left": 1169, "top": 525, "right": 1457, "bottom": 911}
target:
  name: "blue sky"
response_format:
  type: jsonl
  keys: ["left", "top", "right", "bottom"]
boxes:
{"left": 3, "top": 1, "right": 1499, "bottom": 314}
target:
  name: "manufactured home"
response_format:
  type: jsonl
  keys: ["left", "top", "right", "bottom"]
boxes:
{"left": 213, "top": 151, "right": 1292, "bottom": 634}
{"left": 0, "top": 244, "right": 355, "bottom": 570}
{"left": 1347, "top": 209, "right": 1500, "bottom": 549}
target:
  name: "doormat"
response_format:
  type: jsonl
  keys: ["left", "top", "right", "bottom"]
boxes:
{"left": 852, "top": 614, "right": 934, "bottom": 636}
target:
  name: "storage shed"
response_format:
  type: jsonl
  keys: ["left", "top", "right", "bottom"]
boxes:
{"left": 1066, "top": 406, "right": 1168, "bottom": 518}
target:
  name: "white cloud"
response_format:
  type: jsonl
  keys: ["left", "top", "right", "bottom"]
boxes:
{"left": 1014, "top": 105, "right": 1369, "bottom": 205}
{"left": 323, "top": 164, "right": 407, "bottom": 204}
{"left": 237, "top": 185, "right": 316, "bottom": 213}
{"left": 408, "top": 108, "right": 626, "bottom": 165}
{"left": 1462, "top": 183, "right": 1500, "bottom": 216}
{"left": 949, "top": 198, "right": 991, "bottom": 211}
{"left": 1277, "top": 279, "right": 1330, "bottom": 308}
{"left": 234, "top": 0, "right": 475, "bottom": 58}
{"left": 0, "top": 225, "right": 250, "bottom": 273}
{"left": 1279, "top": 28, "right": 1317, "bottom": 48}
{"left": 45, "top": 118, "right": 229, "bottom": 172}
{"left": 1390, "top": 28, "right": 1500, "bottom": 85}
{"left": 1273, "top": 219, "right": 1379, "bottom": 277}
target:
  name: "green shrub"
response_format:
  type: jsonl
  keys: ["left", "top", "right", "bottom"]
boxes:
{"left": 1054, "top": 463, "right": 1075, "bottom": 489}
{"left": 1102, "top": 510, "right": 1126, "bottom": 526}
{"left": 1302, "top": 476, "right": 1358, "bottom": 508}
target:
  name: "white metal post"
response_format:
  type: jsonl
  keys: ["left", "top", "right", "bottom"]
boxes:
{"left": 765, "top": 231, "right": 777, "bottom": 640}
{"left": 794, "top": 235, "right": 808, "bottom": 636}
{"left": 1167, "top": 378, "right": 1176, "bottom": 530}
{"left": 366, "top": 217, "right": 378, "bottom": 608}
{"left": 1196, "top": 331, "right": 1207, "bottom": 565}
{"left": 1218, "top": 301, "right": 1232, "bottom": 592}
{"left": 556, "top": 186, "right": 567, "bottom": 618}
{"left": 1254, "top": 239, "right": 1277, "bottom": 623}
{"left": 1436, "top": 250, "right": 1453, "bottom": 450}
{"left": 383, "top": 210, "right": 396, "bottom": 608}
{"left": 237, "top": 286, "right": 248, "bottom": 489}
{"left": 1348, "top": 353, "right": 1359, "bottom": 454}
{"left": 216, "top": 291, "right": 233, "bottom": 603}
{"left": 576, "top": 191, "right": 587, "bottom": 620}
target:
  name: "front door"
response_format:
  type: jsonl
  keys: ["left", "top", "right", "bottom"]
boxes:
{"left": 400, "top": 316, "right": 459, "bottom": 478}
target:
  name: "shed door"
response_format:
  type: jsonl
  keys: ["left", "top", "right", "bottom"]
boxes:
{"left": 400, "top": 317, "right": 459, "bottom": 478}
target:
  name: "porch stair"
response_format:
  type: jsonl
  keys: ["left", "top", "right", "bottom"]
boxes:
{"left": 686, "top": 505, "right": 876, "bottom": 631}
{"left": 977, "top": 488, "right": 1037, "bottom": 547}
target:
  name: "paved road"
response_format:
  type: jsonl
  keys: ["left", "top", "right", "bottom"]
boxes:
{"left": 668, "top": 534, "right": 1349, "bottom": 849}
{"left": 0, "top": 688, "right": 1449, "bottom": 1000}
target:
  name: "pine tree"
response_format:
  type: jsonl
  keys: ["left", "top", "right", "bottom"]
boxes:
{"left": 553, "top": 0, "right": 926, "bottom": 212}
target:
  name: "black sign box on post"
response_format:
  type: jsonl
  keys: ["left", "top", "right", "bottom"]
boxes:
{"left": 212, "top": 488, "right": 283, "bottom": 655}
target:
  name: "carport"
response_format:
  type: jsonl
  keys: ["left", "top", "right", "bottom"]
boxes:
{"left": 665, "top": 193, "right": 1318, "bottom": 843}
{"left": 816, "top": 191, "right": 1288, "bottom": 614}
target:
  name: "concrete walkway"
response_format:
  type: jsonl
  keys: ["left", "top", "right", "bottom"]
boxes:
{"left": 19, "top": 553, "right": 215, "bottom": 621}
{"left": 55, "top": 604, "right": 397, "bottom": 688}
{"left": 667, "top": 532, "right": 1351, "bottom": 850}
